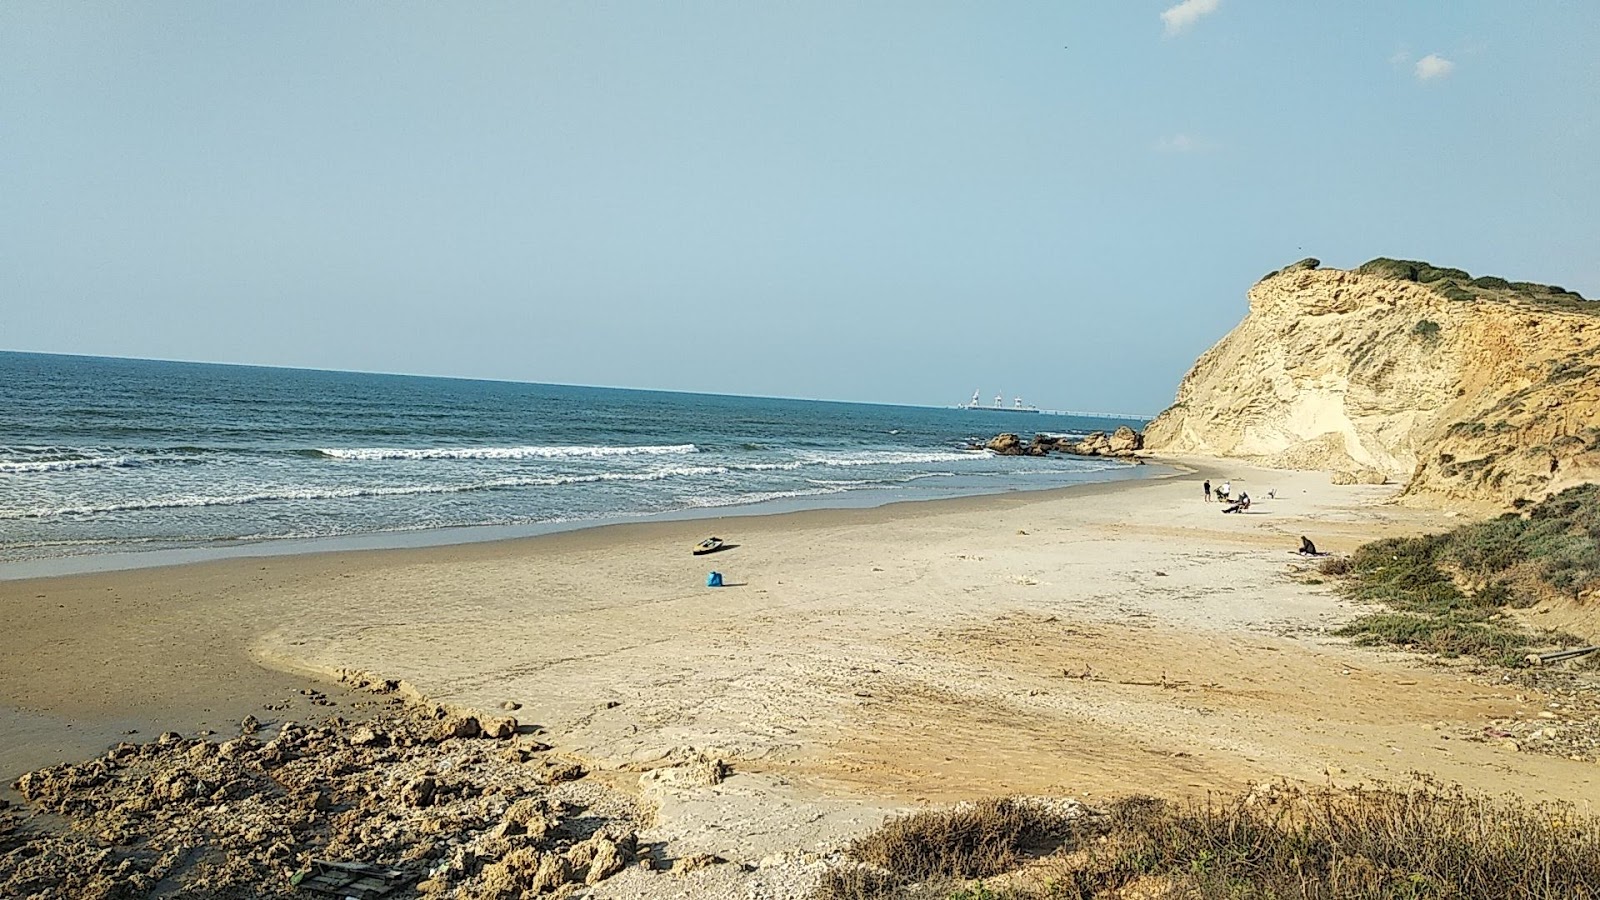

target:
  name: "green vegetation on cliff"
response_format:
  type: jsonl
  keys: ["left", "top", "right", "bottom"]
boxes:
{"left": 1353, "top": 256, "right": 1592, "bottom": 310}
{"left": 1328, "top": 483, "right": 1598, "bottom": 664}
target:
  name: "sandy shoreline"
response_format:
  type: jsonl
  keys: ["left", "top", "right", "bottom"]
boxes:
{"left": 5, "top": 454, "right": 1598, "bottom": 893}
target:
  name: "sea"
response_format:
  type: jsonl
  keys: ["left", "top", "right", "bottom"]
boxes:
{"left": 0, "top": 351, "right": 1154, "bottom": 575}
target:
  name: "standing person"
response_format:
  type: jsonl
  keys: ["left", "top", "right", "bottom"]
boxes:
{"left": 1203, "top": 479, "right": 1212, "bottom": 502}
{"left": 1221, "top": 480, "right": 1232, "bottom": 501}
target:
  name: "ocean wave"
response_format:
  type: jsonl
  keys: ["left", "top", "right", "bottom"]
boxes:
{"left": 315, "top": 443, "right": 699, "bottom": 461}
{"left": 0, "top": 455, "right": 137, "bottom": 474}
{"left": 0, "top": 466, "right": 736, "bottom": 520}
{"left": 802, "top": 449, "right": 989, "bottom": 467}
{"left": 680, "top": 486, "right": 846, "bottom": 508}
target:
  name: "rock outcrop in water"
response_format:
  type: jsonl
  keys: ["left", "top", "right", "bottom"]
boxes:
{"left": 983, "top": 427, "right": 1143, "bottom": 458}
{"left": 1142, "top": 258, "right": 1600, "bottom": 509}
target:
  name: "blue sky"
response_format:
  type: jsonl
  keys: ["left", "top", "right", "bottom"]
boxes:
{"left": 3, "top": 2, "right": 1596, "bottom": 414}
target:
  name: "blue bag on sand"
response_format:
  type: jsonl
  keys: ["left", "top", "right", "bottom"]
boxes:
{"left": 706, "top": 571, "right": 723, "bottom": 587}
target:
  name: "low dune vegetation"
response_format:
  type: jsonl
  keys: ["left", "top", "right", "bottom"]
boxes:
{"left": 1325, "top": 484, "right": 1599, "bottom": 665}
{"left": 817, "top": 782, "right": 1600, "bottom": 899}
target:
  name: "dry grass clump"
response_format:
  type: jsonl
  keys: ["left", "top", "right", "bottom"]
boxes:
{"left": 817, "top": 783, "right": 1600, "bottom": 900}
{"left": 1317, "top": 555, "right": 1353, "bottom": 577}
{"left": 849, "top": 798, "right": 1079, "bottom": 882}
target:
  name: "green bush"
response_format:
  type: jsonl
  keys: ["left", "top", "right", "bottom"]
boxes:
{"left": 1411, "top": 319, "right": 1441, "bottom": 341}
{"left": 1355, "top": 257, "right": 1422, "bottom": 281}
{"left": 1325, "top": 485, "right": 1600, "bottom": 663}
{"left": 1434, "top": 281, "right": 1477, "bottom": 302}
{"left": 1354, "top": 257, "right": 1593, "bottom": 307}
{"left": 1417, "top": 264, "right": 1472, "bottom": 284}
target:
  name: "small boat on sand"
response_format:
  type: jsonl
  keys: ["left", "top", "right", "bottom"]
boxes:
{"left": 693, "top": 537, "right": 725, "bottom": 555}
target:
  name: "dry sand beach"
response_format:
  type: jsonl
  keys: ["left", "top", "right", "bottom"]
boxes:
{"left": 5, "top": 456, "right": 1599, "bottom": 895}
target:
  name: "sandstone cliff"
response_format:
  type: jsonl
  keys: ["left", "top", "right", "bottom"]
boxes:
{"left": 1143, "top": 259, "right": 1600, "bottom": 509}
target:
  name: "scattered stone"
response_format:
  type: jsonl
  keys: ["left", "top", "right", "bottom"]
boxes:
{"left": 537, "top": 760, "right": 587, "bottom": 785}
{"left": 479, "top": 716, "right": 517, "bottom": 740}
{"left": 0, "top": 696, "right": 645, "bottom": 900}
{"left": 239, "top": 714, "right": 260, "bottom": 735}
{"left": 349, "top": 725, "right": 384, "bottom": 746}
{"left": 501, "top": 700, "right": 522, "bottom": 712}
{"left": 583, "top": 836, "right": 627, "bottom": 884}
{"left": 673, "top": 853, "right": 726, "bottom": 874}
{"left": 402, "top": 776, "right": 438, "bottom": 809}
{"left": 532, "top": 852, "right": 573, "bottom": 892}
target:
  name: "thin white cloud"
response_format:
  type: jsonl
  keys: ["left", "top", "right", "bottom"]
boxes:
{"left": 1155, "top": 133, "right": 1219, "bottom": 153}
{"left": 1389, "top": 49, "right": 1412, "bottom": 68}
{"left": 1161, "top": 0, "right": 1220, "bottom": 37}
{"left": 1415, "top": 53, "right": 1455, "bottom": 81}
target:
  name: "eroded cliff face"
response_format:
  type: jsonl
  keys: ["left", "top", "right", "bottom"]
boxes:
{"left": 1143, "top": 265, "right": 1600, "bottom": 509}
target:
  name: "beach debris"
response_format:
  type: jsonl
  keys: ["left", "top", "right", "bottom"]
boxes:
{"left": 291, "top": 859, "right": 411, "bottom": 898}
{"left": 1526, "top": 646, "right": 1600, "bottom": 667}
{"left": 706, "top": 571, "right": 724, "bottom": 588}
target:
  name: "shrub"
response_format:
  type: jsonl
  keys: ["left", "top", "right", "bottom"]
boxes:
{"left": 847, "top": 799, "right": 1082, "bottom": 882}
{"left": 819, "top": 783, "right": 1600, "bottom": 900}
{"left": 1411, "top": 319, "right": 1441, "bottom": 341}
{"left": 1417, "top": 264, "right": 1472, "bottom": 284}
{"left": 1321, "top": 485, "right": 1600, "bottom": 663}
{"left": 1549, "top": 358, "right": 1596, "bottom": 383}
{"left": 1472, "top": 275, "right": 1513, "bottom": 290}
{"left": 1318, "top": 556, "right": 1353, "bottom": 577}
{"left": 1433, "top": 281, "right": 1478, "bottom": 302}
{"left": 1355, "top": 257, "right": 1422, "bottom": 281}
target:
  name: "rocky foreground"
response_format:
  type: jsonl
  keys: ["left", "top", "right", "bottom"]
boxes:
{"left": 0, "top": 676, "right": 667, "bottom": 899}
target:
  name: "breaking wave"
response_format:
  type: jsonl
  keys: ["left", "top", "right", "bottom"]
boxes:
{"left": 315, "top": 444, "right": 699, "bottom": 461}
{"left": 0, "top": 455, "right": 136, "bottom": 474}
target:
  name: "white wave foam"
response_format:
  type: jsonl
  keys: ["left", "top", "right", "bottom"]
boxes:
{"left": 802, "top": 450, "right": 988, "bottom": 468}
{"left": 680, "top": 486, "right": 845, "bottom": 508}
{"left": 316, "top": 444, "right": 698, "bottom": 461}
{"left": 0, "top": 455, "right": 135, "bottom": 474}
{"left": 0, "top": 466, "right": 735, "bottom": 520}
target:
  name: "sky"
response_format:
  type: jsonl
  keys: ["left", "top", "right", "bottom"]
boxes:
{"left": 3, "top": 2, "right": 1597, "bottom": 415}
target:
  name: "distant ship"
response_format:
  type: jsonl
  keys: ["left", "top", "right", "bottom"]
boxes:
{"left": 959, "top": 390, "right": 1040, "bottom": 414}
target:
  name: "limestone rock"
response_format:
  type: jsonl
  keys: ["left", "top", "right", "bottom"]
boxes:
{"left": 1072, "top": 432, "right": 1112, "bottom": 456}
{"left": 1108, "top": 425, "right": 1142, "bottom": 454}
{"left": 985, "top": 433, "right": 1022, "bottom": 455}
{"left": 479, "top": 716, "right": 517, "bottom": 740}
{"left": 1330, "top": 467, "right": 1389, "bottom": 485}
{"left": 401, "top": 776, "right": 437, "bottom": 808}
{"left": 532, "top": 853, "right": 573, "bottom": 892}
{"left": 348, "top": 725, "right": 384, "bottom": 746}
{"left": 434, "top": 715, "right": 480, "bottom": 741}
{"left": 1143, "top": 262, "right": 1600, "bottom": 510}
{"left": 583, "top": 836, "right": 627, "bottom": 884}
